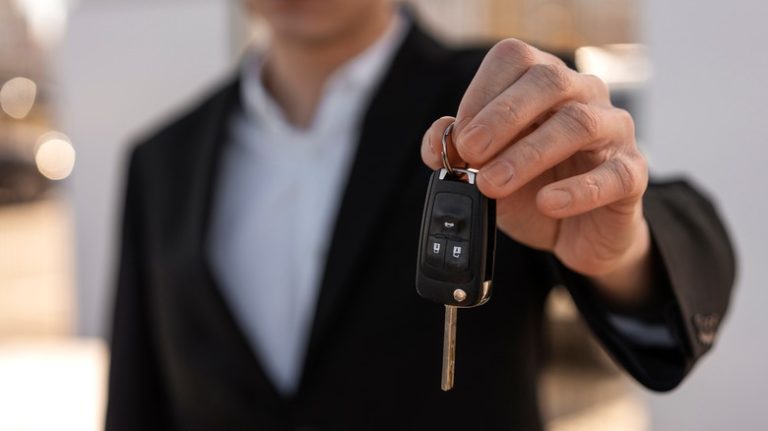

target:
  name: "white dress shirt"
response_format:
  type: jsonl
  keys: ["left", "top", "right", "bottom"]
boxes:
{"left": 207, "top": 15, "right": 407, "bottom": 395}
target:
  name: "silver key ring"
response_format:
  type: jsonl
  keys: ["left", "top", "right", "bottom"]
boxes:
{"left": 441, "top": 122, "right": 455, "bottom": 175}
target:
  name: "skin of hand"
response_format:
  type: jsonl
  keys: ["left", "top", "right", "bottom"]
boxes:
{"left": 421, "top": 39, "right": 653, "bottom": 306}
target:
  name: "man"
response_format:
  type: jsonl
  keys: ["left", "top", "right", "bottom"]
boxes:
{"left": 106, "top": 1, "right": 735, "bottom": 429}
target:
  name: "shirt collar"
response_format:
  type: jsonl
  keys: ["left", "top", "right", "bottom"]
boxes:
{"left": 239, "top": 12, "right": 408, "bottom": 138}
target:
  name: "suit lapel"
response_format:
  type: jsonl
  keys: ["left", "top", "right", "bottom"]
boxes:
{"left": 303, "top": 25, "right": 451, "bottom": 376}
{"left": 181, "top": 79, "right": 288, "bottom": 403}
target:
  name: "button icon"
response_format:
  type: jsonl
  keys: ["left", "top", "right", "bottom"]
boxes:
{"left": 452, "top": 246, "right": 462, "bottom": 258}
{"left": 446, "top": 240, "right": 469, "bottom": 272}
{"left": 426, "top": 236, "right": 446, "bottom": 268}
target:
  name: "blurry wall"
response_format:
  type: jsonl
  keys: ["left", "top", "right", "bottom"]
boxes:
{"left": 409, "top": 0, "right": 639, "bottom": 49}
{"left": 643, "top": 1, "right": 768, "bottom": 429}
{"left": 56, "top": 0, "right": 235, "bottom": 336}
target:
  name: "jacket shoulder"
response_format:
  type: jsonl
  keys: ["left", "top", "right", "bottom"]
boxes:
{"left": 129, "top": 77, "right": 238, "bottom": 165}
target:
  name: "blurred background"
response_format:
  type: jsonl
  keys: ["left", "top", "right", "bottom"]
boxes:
{"left": 0, "top": 0, "right": 766, "bottom": 429}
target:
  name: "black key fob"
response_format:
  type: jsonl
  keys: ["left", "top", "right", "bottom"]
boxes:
{"left": 415, "top": 168, "right": 496, "bottom": 307}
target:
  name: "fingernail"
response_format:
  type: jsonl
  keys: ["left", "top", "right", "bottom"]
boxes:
{"left": 481, "top": 161, "right": 513, "bottom": 187}
{"left": 459, "top": 125, "right": 492, "bottom": 155}
{"left": 546, "top": 189, "right": 572, "bottom": 210}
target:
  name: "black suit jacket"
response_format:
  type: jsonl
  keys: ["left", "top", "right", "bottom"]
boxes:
{"left": 105, "top": 23, "right": 735, "bottom": 431}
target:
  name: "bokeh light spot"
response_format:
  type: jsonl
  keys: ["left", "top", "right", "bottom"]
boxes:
{"left": 1, "top": 77, "right": 37, "bottom": 119}
{"left": 34, "top": 133, "right": 76, "bottom": 181}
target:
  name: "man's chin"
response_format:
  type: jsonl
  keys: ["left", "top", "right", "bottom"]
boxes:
{"left": 271, "top": 18, "right": 351, "bottom": 45}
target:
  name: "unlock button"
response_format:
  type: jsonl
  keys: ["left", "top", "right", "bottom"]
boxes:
{"left": 446, "top": 240, "right": 469, "bottom": 272}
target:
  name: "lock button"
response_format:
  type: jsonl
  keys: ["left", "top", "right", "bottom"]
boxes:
{"left": 426, "top": 236, "right": 446, "bottom": 268}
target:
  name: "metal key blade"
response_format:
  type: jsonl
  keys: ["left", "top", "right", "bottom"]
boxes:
{"left": 441, "top": 305, "right": 458, "bottom": 391}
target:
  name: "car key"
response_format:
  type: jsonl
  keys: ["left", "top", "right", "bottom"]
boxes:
{"left": 415, "top": 123, "right": 496, "bottom": 391}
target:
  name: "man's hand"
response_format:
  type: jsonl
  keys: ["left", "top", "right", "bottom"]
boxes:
{"left": 421, "top": 39, "right": 652, "bottom": 305}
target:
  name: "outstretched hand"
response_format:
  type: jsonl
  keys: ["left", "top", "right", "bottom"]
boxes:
{"left": 421, "top": 39, "right": 653, "bottom": 304}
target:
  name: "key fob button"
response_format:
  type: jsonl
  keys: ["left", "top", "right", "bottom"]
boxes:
{"left": 426, "top": 236, "right": 446, "bottom": 268}
{"left": 445, "top": 240, "right": 469, "bottom": 272}
{"left": 431, "top": 193, "right": 472, "bottom": 240}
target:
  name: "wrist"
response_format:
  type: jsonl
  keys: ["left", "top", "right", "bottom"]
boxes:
{"left": 588, "top": 217, "right": 653, "bottom": 307}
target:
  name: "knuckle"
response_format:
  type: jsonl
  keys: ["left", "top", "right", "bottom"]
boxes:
{"left": 582, "top": 174, "right": 602, "bottom": 205}
{"left": 422, "top": 117, "right": 456, "bottom": 167}
{"left": 426, "top": 119, "right": 440, "bottom": 137}
{"left": 611, "top": 156, "right": 646, "bottom": 197}
{"left": 529, "top": 63, "right": 572, "bottom": 93}
{"left": 456, "top": 139, "right": 483, "bottom": 163}
{"left": 615, "top": 108, "right": 636, "bottom": 138}
{"left": 548, "top": 53, "right": 568, "bottom": 68}
{"left": 422, "top": 129, "right": 434, "bottom": 152}
{"left": 633, "top": 152, "right": 650, "bottom": 190}
{"left": 430, "top": 116, "right": 453, "bottom": 134}
{"left": 490, "top": 38, "right": 536, "bottom": 67}
{"left": 421, "top": 134, "right": 438, "bottom": 166}
{"left": 560, "top": 103, "right": 601, "bottom": 138}
{"left": 424, "top": 119, "right": 442, "bottom": 147}
{"left": 583, "top": 73, "right": 610, "bottom": 99}
{"left": 515, "top": 139, "right": 544, "bottom": 167}
{"left": 493, "top": 99, "right": 524, "bottom": 126}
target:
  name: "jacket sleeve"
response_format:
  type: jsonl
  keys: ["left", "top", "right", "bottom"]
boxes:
{"left": 105, "top": 148, "right": 174, "bottom": 429}
{"left": 554, "top": 178, "right": 736, "bottom": 391}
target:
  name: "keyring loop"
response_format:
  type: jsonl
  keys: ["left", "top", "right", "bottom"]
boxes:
{"left": 441, "top": 122, "right": 455, "bottom": 175}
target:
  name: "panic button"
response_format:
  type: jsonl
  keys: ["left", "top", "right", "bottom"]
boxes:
{"left": 445, "top": 240, "right": 469, "bottom": 272}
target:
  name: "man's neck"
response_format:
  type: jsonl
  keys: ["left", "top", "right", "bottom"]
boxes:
{"left": 262, "top": 8, "right": 395, "bottom": 128}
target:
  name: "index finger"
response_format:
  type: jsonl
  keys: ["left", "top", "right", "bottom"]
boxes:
{"left": 454, "top": 39, "right": 564, "bottom": 134}
{"left": 421, "top": 116, "right": 463, "bottom": 170}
